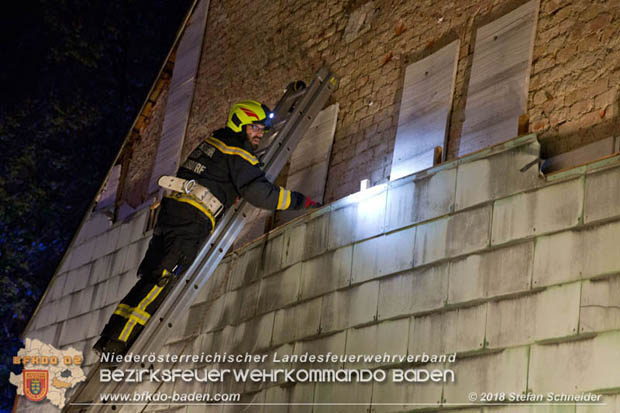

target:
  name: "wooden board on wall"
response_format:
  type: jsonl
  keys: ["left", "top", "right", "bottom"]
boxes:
{"left": 96, "top": 164, "right": 121, "bottom": 211}
{"left": 390, "top": 40, "right": 460, "bottom": 181}
{"left": 278, "top": 103, "right": 339, "bottom": 224}
{"left": 147, "top": 0, "right": 210, "bottom": 194}
{"left": 458, "top": 0, "right": 538, "bottom": 157}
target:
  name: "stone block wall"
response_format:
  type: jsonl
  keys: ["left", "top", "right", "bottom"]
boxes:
{"left": 23, "top": 209, "right": 152, "bottom": 370}
{"left": 98, "top": 134, "right": 620, "bottom": 412}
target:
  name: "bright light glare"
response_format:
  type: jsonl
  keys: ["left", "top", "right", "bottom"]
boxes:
{"left": 341, "top": 183, "right": 387, "bottom": 226}
{"left": 358, "top": 190, "right": 385, "bottom": 223}
{"left": 360, "top": 179, "right": 370, "bottom": 191}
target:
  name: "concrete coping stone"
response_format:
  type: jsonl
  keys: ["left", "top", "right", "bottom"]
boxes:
{"left": 227, "top": 193, "right": 382, "bottom": 261}
{"left": 452, "top": 133, "right": 537, "bottom": 165}
{"left": 393, "top": 136, "right": 537, "bottom": 193}
{"left": 337, "top": 134, "right": 539, "bottom": 204}
{"left": 387, "top": 134, "right": 539, "bottom": 185}
{"left": 546, "top": 153, "right": 620, "bottom": 182}
{"left": 226, "top": 134, "right": 540, "bottom": 259}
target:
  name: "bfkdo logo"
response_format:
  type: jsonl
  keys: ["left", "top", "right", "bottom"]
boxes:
{"left": 10, "top": 339, "right": 87, "bottom": 409}
{"left": 23, "top": 370, "right": 49, "bottom": 402}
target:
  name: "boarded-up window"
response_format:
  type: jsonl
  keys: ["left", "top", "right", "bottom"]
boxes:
{"left": 278, "top": 103, "right": 339, "bottom": 223}
{"left": 147, "top": 0, "right": 210, "bottom": 194}
{"left": 458, "top": 0, "right": 538, "bottom": 156}
{"left": 390, "top": 40, "right": 459, "bottom": 181}
{"left": 95, "top": 164, "right": 121, "bottom": 211}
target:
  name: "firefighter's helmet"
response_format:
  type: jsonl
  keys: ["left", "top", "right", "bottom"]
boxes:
{"left": 226, "top": 100, "right": 273, "bottom": 133}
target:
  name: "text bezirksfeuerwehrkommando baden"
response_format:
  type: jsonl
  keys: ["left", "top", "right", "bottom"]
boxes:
{"left": 100, "top": 367, "right": 455, "bottom": 384}
{"left": 100, "top": 351, "right": 456, "bottom": 365}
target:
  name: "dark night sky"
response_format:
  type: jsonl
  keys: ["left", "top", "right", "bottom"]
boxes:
{"left": 0, "top": 0, "right": 193, "bottom": 409}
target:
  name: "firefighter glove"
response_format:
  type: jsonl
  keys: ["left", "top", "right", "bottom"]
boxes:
{"left": 304, "top": 196, "right": 322, "bottom": 209}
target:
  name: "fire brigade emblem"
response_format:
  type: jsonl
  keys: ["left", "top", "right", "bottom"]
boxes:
{"left": 23, "top": 370, "right": 48, "bottom": 402}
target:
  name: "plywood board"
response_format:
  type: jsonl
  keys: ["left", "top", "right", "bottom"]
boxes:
{"left": 289, "top": 104, "right": 339, "bottom": 174}
{"left": 278, "top": 104, "right": 339, "bottom": 224}
{"left": 459, "top": 0, "right": 538, "bottom": 156}
{"left": 390, "top": 40, "right": 460, "bottom": 181}
{"left": 96, "top": 164, "right": 121, "bottom": 210}
{"left": 148, "top": 0, "right": 210, "bottom": 194}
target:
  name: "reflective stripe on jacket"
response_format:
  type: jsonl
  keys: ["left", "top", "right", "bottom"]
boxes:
{"left": 177, "top": 127, "right": 305, "bottom": 211}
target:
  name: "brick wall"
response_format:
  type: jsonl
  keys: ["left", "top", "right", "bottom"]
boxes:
{"left": 121, "top": 0, "right": 619, "bottom": 208}
{"left": 22, "top": 209, "right": 152, "bottom": 373}
{"left": 529, "top": 0, "right": 620, "bottom": 157}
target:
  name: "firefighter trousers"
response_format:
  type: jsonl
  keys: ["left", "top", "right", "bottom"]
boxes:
{"left": 99, "top": 197, "right": 213, "bottom": 348}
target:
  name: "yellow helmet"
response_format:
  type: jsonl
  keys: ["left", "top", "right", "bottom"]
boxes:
{"left": 226, "top": 100, "right": 273, "bottom": 133}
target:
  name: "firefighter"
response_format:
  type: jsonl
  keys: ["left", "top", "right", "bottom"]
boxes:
{"left": 94, "top": 100, "right": 320, "bottom": 356}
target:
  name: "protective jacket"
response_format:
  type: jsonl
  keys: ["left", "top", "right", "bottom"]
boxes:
{"left": 177, "top": 127, "right": 305, "bottom": 211}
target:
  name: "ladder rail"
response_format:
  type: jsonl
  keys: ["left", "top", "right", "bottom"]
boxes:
{"left": 255, "top": 80, "right": 308, "bottom": 156}
{"left": 262, "top": 72, "right": 330, "bottom": 182}
{"left": 63, "top": 66, "right": 337, "bottom": 412}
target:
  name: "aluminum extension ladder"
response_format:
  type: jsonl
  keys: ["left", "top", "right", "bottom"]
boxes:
{"left": 63, "top": 66, "right": 338, "bottom": 412}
